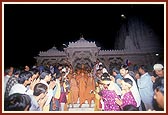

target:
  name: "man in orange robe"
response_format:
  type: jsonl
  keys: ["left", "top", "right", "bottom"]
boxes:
{"left": 70, "top": 73, "right": 79, "bottom": 108}
{"left": 85, "top": 72, "right": 95, "bottom": 108}
{"left": 78, "top": 72, "right": 87, "bottom": 108}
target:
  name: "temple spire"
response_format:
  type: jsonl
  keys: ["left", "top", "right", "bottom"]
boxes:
{"left": 80, "top": 33, "right": 84, "bottom": 39}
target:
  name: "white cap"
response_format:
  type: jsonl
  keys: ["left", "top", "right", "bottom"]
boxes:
{"left": 153, "top": 64, "right": 164, "bottom": 70}
{"left": 101, "top": 80, "right": 111, "bottom": 85}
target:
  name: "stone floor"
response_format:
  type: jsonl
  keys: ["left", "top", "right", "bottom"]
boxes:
{"left": 68, "top": 100, "right": 95, "bottom": 111}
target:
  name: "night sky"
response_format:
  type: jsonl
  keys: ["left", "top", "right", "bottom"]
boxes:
{"left": 4, "top": 3, "right": 164, "bottom": 68}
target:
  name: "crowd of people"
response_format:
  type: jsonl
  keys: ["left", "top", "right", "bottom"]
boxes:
{"left": 3, "top": 59, "right": 164, "bottom": 111}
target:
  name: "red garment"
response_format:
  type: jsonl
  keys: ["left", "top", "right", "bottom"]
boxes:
{"left": 59, "top": 88, "right": 67, "bottom": 103}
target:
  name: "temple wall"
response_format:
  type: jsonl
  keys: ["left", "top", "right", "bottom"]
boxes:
{"left": 35, "top": 48, "right": 162, "bottom": 72}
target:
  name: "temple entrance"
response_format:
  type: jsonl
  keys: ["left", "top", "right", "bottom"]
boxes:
{"left": 73, "top": 58, "right": 93, "bottom": 71}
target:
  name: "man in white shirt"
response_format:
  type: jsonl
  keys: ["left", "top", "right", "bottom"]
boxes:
{"left": 4, "top": 67, "right": 13, "bottom": 94}
{"left": 9, "top": 71, "right": 32, "bottom": 96}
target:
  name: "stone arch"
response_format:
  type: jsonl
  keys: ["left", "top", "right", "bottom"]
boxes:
{"left": 73, "top": 57, "right": 93, "bottom": 71}
{"left": 109, "top": 57, "right": 123, "bottom": 72}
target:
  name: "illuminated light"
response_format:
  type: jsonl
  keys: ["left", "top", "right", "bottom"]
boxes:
{"left": 156, "top": 53, "right": 159, "bottom": 56}
{"left": 121, "top": 14, "right": 125, "bottom": 17}
{"left": 121, "top": 14, "right": 126, "bottom": 19}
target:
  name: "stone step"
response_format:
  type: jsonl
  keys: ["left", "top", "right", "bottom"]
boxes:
{"left": 68, "top": 103, "right": 95, "bottom": 111}
{"left": 68, "top": 103, "right": 95, "bottom": 108}
{"left": 68, "top": 107, "right": 94, "bottom": 111}
{"left": 68, "top": 99, "right": 95, "bottom": 111}
{"left": 75, "top": 99, "right": 94, "bottom": 104}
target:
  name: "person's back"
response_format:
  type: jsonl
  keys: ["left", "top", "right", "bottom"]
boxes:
{"left": 9, "top": 71, "right": 32, "bottom": 96}
{"left": 78, "top": 73, "right": 87, "bottom": 108}
{"left": 5, "top": 76, "right": 18, "bottom": 98}
{"left": 4, "top": 93, "right": 31, "bottom": 111}
{"left": 85, "top": 75, "right": 95, "bottom": 107}
{"left": 59, "top": 84, "right": 67, "bottom": 111}
{"left": 4, "top": 67, "right": 13, "bottom": 94}
{"left": 70, "top": 75, "right": 79, "bottom": 105}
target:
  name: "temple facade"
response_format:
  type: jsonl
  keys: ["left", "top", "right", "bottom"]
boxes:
{"left": 35, "top": 15, "right": 164, "bottom": 71}
{"left": 34, "top": 10, "right": 164, "bottom": 72}
{"left": 34, "top": 36, "right": 163, "bottom": 71}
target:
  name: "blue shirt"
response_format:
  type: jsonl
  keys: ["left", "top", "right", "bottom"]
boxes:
{"left": 137, "top": 72, "right": 154, "bottom": 110}
{"left": 115, "top": 74, "right": 123, "bottom": 88}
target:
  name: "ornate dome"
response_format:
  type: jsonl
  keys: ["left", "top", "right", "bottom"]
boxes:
{"left": 76, "top": 37, "right": 88, "bottom": 43}
{"left": 47, "top": 46, "right": 59, "bottom": 52}
{"left": 38, "top": 46, "right": 66, "bottom": 56}
{"left": 68, "top": 37, "right": 97, "bottom": 48}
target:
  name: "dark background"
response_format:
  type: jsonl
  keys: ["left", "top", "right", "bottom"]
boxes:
{"left": 4, "top": 4, "right": 164, "bottom": 68}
